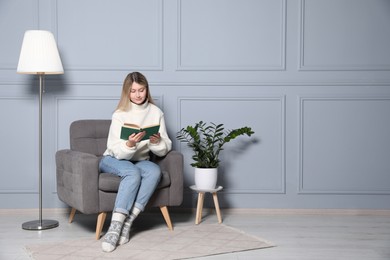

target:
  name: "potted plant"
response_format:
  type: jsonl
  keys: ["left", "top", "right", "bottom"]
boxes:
{"left": 176, "top": 121, "right": 254, "bottom": 189}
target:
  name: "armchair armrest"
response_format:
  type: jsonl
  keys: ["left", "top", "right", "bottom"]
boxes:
{"left": 154, "top": 150, "right": 184, "bottom": 205}
{"left": 56, "top": 149, "right": 100, "bottom": 214}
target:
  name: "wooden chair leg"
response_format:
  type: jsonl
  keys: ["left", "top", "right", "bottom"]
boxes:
{"left": 160, "top": 206, "right": 173, "bottom": 231}
{"left": 69, "top": 208, "right": 76, "bottom": 223}
{"left": 96, "top": 212, "right": 107, "bottom": 240}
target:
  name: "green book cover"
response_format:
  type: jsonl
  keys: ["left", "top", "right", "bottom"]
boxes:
{"left": 120, "top": 124, "right": 160, "bottom": 141}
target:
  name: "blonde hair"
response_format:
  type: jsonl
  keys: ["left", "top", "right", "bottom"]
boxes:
{"left": 116, "top": 72, "right": 155, "bottom": 111}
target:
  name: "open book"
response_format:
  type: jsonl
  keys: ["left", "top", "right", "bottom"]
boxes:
{"left": 120, "top": 123, "right": 160, "bottom": 141}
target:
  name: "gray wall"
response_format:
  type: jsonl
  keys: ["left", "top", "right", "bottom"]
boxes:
{"left": 1, "top": 0, "right": 390, "bottom": 209}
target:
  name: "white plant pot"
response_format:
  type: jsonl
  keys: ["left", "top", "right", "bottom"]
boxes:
{"left": 194, "top": 168, "right": 218, "bottom": 190}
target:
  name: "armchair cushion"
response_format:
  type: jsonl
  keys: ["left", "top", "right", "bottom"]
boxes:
{"left": 99, "top": 170, "right": 171, "bottom": 192}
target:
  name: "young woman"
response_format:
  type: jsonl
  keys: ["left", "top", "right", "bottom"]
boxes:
{"left": 99, "top": 72, "right": 172, "bottom": 252}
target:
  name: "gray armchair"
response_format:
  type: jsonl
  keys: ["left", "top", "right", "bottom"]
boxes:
{"left": 56, "top": 119, "right": 183, "bottom": 239}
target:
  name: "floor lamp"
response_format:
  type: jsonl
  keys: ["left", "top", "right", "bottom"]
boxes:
{"left": 17, "top": 30, "right": 64, "bottom": 230}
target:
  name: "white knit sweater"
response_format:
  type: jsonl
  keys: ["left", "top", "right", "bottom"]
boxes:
{"left": 103, "top": 102, "right": 172, "bottom": 161}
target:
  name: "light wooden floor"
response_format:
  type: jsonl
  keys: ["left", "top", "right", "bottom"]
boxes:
{"left": 1, "top": 208, "right": 389, "bottom": 259}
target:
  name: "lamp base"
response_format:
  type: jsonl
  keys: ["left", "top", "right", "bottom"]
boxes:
{"left": 22, "top": 219, "right": 59, "bottom": 230}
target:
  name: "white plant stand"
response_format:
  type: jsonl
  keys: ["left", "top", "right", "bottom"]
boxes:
{"left": 190, "top": 185, "right": 223, "bottom": 224}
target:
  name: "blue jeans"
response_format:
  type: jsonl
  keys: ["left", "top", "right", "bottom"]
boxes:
{"left": 99, "top": 156, "right": 161, "bottom": 216}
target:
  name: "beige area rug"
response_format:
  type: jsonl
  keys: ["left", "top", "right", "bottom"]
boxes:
{"left": 25, "top": 223, "right": 275, "bottom": 259}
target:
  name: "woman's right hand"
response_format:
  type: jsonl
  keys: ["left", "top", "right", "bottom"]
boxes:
{"left": 126, "top": 131, "right": 146, "bottom": 147}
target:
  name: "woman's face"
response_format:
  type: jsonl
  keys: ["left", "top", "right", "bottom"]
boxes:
{"left": 129, "top": 82, "right": 147, "bottom": 105}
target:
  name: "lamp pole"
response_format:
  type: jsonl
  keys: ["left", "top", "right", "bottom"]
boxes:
{"left": 21, "top": 73, "right": 59, "bottom": 230}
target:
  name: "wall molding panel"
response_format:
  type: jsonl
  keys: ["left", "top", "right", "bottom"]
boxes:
{"left": 177, "top": 0, "right": 286, "bottom": 71}
{"left": 299, "top": 96, "right": 390, "bottom": 194}
{"left": 0, "top": 97, "right": 38, "bottom": 194}
{"left": 178, "top": 96, "right": 286, "bottom": 194}
{"left": 0, "top": 0, "right": 39, "bottom": 70}
{"left": 299, "top": 0, "right": 390, "bottom": 71}
{"left": 56, "top": 0, "right": 163, "bottom": 71}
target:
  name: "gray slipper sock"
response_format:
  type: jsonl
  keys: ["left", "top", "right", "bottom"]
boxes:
{"left": 101, "top": 212, "right": 126, "bottom": 252}
{"left": 118, "top": 207, "right": 141, "bottom": 245}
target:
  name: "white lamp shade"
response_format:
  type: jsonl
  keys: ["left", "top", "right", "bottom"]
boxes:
{"left": 17, "top": 30, "right": 64, "bottom": 74}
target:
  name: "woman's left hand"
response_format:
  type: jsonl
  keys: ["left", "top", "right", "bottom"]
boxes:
{"left": 149, "top": 133, "right": 161, "bottom": 144}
